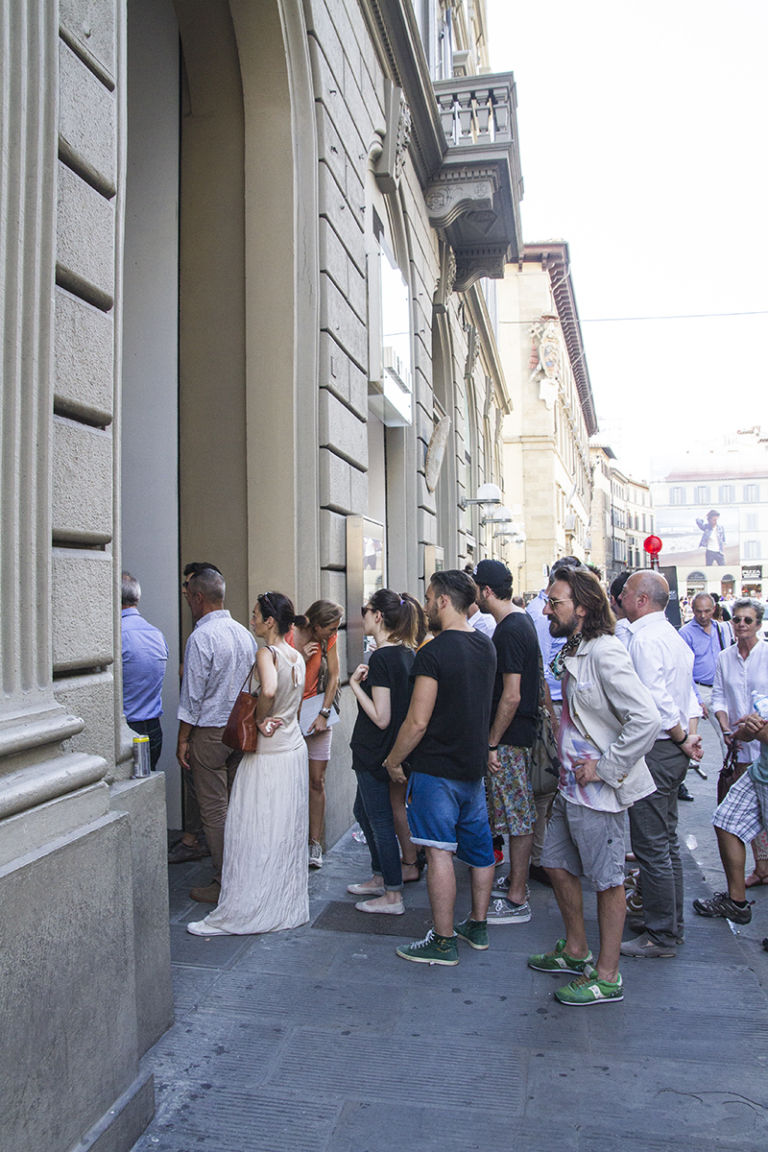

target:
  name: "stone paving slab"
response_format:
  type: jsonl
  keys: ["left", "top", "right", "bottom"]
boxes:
{"left": 133, "top": 728, "right": 768, "bottom": 1151}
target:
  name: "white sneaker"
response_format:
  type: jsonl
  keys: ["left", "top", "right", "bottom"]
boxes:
{"left": 309, "top": 840, "right": 323, "bottom": 869}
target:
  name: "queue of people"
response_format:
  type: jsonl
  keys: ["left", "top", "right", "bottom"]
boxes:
{"left": 122, "top": 552, "right": 768, "bottom": 983}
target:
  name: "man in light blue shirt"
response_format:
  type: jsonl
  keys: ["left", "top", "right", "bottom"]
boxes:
{"left": 121, "top": 572, "right": 168, "bottom": 770}
{"left": 679, "top": 591, "right": 730, "bottom": 756}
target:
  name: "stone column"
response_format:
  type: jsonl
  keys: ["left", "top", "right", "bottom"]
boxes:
{"left": 0, "top": 0, "right": 99, "bottom": 803}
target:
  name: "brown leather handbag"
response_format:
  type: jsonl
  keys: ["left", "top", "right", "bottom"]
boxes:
{"left": 222, "top": 648, "right": 276, "bottom": 753}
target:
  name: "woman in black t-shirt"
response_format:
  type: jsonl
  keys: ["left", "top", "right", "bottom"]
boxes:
{"left": 347, "top": 589, "right": 426, "bottom": 914}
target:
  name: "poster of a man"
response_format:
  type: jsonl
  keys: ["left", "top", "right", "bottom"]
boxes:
{"left": 696, "top": 509, "right": 726, "bottom": 565}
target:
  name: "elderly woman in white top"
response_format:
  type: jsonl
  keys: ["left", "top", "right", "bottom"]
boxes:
{"left": 712, "top": 597, "right": 768, "bottom": 885}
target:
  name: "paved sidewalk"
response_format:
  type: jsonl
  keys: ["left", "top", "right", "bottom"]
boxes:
{"left": 132, "top": 726, "right": 768, "bottom": 1152}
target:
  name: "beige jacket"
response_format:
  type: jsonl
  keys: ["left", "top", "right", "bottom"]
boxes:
{"left": 562, "top": 632, "right": 660, "bottom": 808}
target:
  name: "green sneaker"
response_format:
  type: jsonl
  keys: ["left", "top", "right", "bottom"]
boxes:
{"left": 396, "top": 929, "right": 459, "bottom": 966}
{"left": 455, "top": 917, "right": 489, "bottom": 950}
{"left": 555, "top": 968, "right": 624, "bottom": 1006}
{"left": 528, "top": 938, "right": 593, "bottom": 975}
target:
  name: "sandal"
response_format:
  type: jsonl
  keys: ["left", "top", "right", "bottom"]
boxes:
{"left": 745, "top": 871, "right": 768, "bottom": 888}
{"left": 401, "top": 858, "right": 424, "bottom": 883}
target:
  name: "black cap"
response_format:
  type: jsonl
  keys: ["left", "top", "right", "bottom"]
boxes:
{"left": 474, "top": 559, "right": 512, "bottom": 590}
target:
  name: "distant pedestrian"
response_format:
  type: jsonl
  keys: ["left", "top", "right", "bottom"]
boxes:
{"left": 679, "top": 592, "right": 731, "bottom": 757}
{"left": 121, "top": 571, "right": 168, "bottom": 769}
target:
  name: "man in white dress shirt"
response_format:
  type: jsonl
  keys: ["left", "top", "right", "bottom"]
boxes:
{"left": 619, "top": 571, "right": 702, "bottom": 958}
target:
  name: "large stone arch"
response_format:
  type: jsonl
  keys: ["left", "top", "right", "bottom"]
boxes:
{"left": 176, "top": 0, "right": 319, "bottom": 616}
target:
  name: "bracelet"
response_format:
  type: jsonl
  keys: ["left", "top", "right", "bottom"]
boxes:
{"left": 671, "top": 732, "right": 688, "bottom": 746}
{"left": 488, "top": 744, "right": 499, "bottom": 751}
{"left": 319, "top": 707, "right": 332, "bottom": 718}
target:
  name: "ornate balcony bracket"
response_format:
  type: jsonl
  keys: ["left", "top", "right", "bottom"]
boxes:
{"left": 428, "top": 73, "right": 524, "bottom": 293}
{"left": 426, "top": 169, "right": 497, "bottom": 229}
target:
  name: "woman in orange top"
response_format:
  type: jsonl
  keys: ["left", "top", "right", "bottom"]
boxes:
{"left": 290, "top": 599, "right": 343, "bottom": 868}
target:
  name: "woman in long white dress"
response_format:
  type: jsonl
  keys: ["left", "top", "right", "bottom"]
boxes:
{"left": 187, "top": 592, "right": 309, "bottom": 936}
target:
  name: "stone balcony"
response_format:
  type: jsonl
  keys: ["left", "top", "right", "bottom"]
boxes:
{"left": 428, "top": 73, "right": 524, "bottom": 292}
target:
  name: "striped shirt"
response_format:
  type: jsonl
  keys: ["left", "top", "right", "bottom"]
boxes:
{"left": 178, "top": 610, "right": 256, "bottom": 727}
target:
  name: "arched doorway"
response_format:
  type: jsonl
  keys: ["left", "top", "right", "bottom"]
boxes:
{"left": 122, "top": 0, "right": 318, "bottom": 824}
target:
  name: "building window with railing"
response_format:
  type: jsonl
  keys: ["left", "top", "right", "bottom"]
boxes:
{"left": 744, "top": 483, "right": 760, "bottom": 503}
{"left": 719, "top": 484, "right": 735, "bottom": 503}
{"left": 694, "top": 485, "right": 710, "bottom": 504}
{"left": 670, "top": 486, "right": 684, "bottom": 505}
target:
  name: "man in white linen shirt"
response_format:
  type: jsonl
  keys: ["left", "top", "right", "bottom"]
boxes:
{"left": 619, "top": 571, "right": 702, "bottom": 959}
{"left": 177, "top": 567, "right": 256, "bottom": 904}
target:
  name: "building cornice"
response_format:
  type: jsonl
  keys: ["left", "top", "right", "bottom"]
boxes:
{"left": 523, "top": 242, "right": 598, "bottom": 437}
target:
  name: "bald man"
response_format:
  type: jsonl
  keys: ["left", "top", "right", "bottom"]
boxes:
{"left": 619, "top": 571, "right": 702, "bottom": 959}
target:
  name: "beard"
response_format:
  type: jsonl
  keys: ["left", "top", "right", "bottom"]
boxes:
{"left": 427, "top": 608, "right": 442, "bottom": 634}
{"left": 548, "top": 612, "right": 579, "bottom": 639}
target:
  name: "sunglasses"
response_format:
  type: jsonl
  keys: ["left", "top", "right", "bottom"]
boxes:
{"left": 733, "top": 616, "right": 755, "bottom": 624}
{"left": 361, "top": 605, "right": 373, "bottom": 617}
{"left": 544, "top": 596, "right": 572, "bottom": 608}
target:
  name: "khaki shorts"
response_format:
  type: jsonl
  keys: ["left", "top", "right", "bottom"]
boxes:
{"left": 541, "top": 793, "right": 626, "bottom": 891}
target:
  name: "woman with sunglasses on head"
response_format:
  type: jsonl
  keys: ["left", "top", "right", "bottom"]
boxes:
{"left": 346, "top": 590, "right": 427, "bottom": 914}
{"left": 290, "top": 599, "right": 344, "bottom": 869}
{"left": 712, "top": 596, "right": 768, "bottom": 885}
{"left": 187, "top": 592, "right": 308, "bottom": 936}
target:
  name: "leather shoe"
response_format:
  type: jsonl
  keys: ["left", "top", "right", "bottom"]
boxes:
{"left": 677, "top": 782, "right": 695, "bottom": 802}
{"left": 189, "top": 880, "right": 221, "bottom": 904}
{"left": 620, "top": 932, "right": 676, "bottom": 958}
{"left": 168, "top": 841, "right": 210, "bottom": 864}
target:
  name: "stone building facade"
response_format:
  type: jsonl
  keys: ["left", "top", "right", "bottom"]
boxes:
{"left": 497, "top": 242, "right": 597, "bottom": 595}
{"left": 1, "top": 2, "right": 522, "bottom": 1148}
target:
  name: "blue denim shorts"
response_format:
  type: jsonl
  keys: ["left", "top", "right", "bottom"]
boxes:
{"left": 406, "top": 772, "right": 494, "bottom": 868}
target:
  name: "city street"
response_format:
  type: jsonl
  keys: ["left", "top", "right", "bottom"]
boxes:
{"left": 132, "top": 719, "right": 768, "bottom": 1152}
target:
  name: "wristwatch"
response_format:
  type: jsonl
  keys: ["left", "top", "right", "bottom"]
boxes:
{"left": 319, "top": 706, "right": 332, "bottom": 719}
{"left": 488, "top": 744, "right": 499, "bottom": 751}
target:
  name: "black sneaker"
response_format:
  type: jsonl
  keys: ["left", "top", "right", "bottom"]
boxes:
{"left": 692, "top": 892, "right": 752, "bottom": 924}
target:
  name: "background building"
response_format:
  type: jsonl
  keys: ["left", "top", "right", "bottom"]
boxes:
{"left": 651, "top": 429, "right": 768, "bottom": 600}
{"left": 498, "top": 242, "right": 597, "bottom": 594}
{"left": 1, "top": 2, "right": 523, "bottom": 1148}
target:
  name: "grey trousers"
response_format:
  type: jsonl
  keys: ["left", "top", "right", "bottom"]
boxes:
{"left": 628, "top": 739, "right": 689, "bottom": 947}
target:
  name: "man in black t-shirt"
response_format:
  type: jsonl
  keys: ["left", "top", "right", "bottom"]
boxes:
{"left": 475, "top": 559, "right": 540, "bottom": 926}
{"left": 384, "top": 570, "right": 497, "bottom": 965}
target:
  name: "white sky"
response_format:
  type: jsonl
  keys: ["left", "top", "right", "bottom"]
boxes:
{"left": 487, "top": 0, "right": 768, "bottom": 480}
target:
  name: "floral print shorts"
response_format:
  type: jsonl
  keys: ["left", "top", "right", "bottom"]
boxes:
{"left": 486, "top": 745, "right": 536, "bottom": 837}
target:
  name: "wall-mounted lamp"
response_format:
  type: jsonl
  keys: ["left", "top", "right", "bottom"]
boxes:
{"left": 463, "top": 482, "right": 502, "bottom": 508}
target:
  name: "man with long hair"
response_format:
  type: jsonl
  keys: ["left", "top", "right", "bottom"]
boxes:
{"left": 527, "top": 567, "right": 660, "bottom": 1005}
